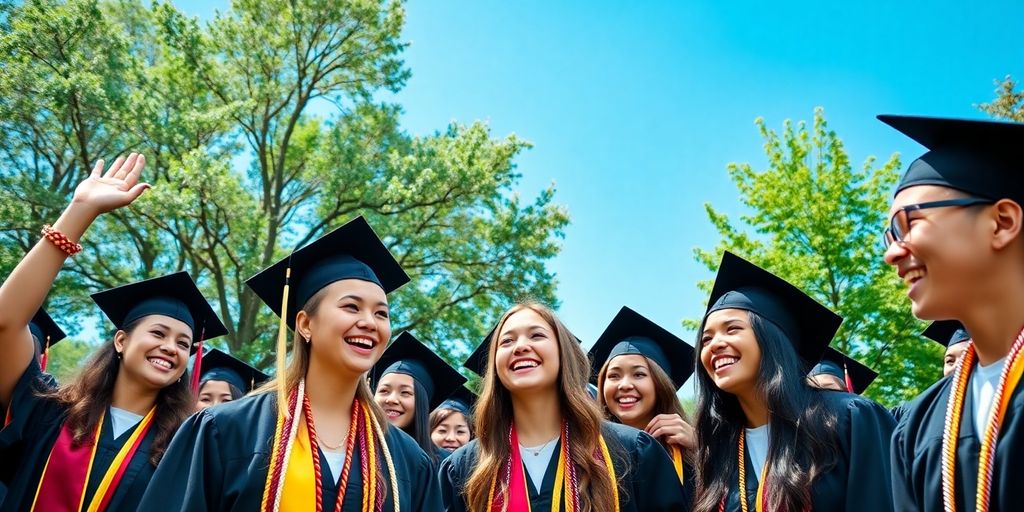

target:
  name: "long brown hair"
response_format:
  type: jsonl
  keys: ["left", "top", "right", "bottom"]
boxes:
{"left": 42, "top": 320, "right": 194, "bottom": 466}
{"left": 596, "top": 354, "right": 689, "bottom": 425}
{"left": 255, "top": 287, "right": 385, "bottom": 426}
{"left": 463, "top": 302, "right": 619, "bottom": 512}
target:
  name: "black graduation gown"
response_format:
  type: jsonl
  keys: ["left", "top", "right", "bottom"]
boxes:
{"left": 719, "top": 392, "right": 895, "bottom": 512}
{"left": 138, "top": 391, "right": 441, "bottom": 511}
{"left": 0, "top": 363, "right": 157, "bottom": 512}
{"left": 439, "top": 421, "right": 686, "bottom": 511}
{"left": 892, "top": 369, "right": 1024, "bottom": 511}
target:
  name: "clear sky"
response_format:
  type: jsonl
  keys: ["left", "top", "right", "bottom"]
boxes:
{"left": 173, "top": 0, "right": 1024, "bottom": 393}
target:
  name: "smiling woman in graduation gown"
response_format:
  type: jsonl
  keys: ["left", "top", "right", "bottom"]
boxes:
{"left": 370, "top": 331, "right": 466, "bottom": 468}
{"left": 0, "top": 154, "right": 227, "bottom": 512}
{"left": 439, "top": 301, "right": 685, "bottom": 512}
{"left": 138, "top": 217, "right": 441, "bottom": 511}
{"left": 692, "top": 252, "right": 895, "bottom": 512}
{"left": 588, "top": 306, "right": 698, "bottom": 508}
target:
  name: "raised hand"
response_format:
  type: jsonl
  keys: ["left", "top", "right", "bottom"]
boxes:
{"left": 645, "top": 413, "right": 696, "bottom": 450}
{"left": 71, "top": 153, "right": 151, "bottom": 215}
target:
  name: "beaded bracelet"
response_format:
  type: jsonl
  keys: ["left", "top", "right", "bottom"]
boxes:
{"left": 41, "top": 225, "right": 83, "bottom": 256}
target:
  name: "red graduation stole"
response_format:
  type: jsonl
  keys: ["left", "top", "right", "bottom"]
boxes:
{"left": 31, "top": 408, "right": 155, "bottom": 512}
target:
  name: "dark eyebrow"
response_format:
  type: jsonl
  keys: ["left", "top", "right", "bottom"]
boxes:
{"left": 338, "top": 295, "right": 389, "bottom": 308}
{"left": 152, "top": 323, "right": 192, "bottom": 341}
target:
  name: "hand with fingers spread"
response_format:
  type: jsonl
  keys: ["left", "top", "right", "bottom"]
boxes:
{"left": 71, "top": 153, "right": 151, "bottom": 215}
{"left": 645, "top": 413, "right": 696, "bottom": 451}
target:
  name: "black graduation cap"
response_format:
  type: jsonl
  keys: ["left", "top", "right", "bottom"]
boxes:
{"left": 371, "top": 332, "right": 467, "bottom": 411}
{"left": 91, "top": 271, "right": 227, "bottom": 352}
{"left": 809, "top": 347, "right": 878, "bottom": 395}
{"left": 463, "top": 323, "right": 584, "bottom": 377}
{"left": 588, "top": 306, "right": 695, "bottom": 389}
{"left": 702, "top": 252, "right": 842, "bottom": 371}
{"left": 245, "top": 216, "right": 410, "bottom": 331}
{"left": 29, "top": 308, "right": 67, "bottom": 352}
{"left": 438, "top": 385, "right": 478, "bottom": 416}
{"left": 196, "top": 348, "right": 269, "bottom": 394}
{"left": 878, "top": 115, "right": 1024, "bottom": 205}
{"left": 923, "top": 320, "right": 971, "bottom": 348}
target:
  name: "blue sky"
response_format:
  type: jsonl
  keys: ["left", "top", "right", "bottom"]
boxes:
{"left": 173, "top": 0, "right": 1023, "bottom": 393}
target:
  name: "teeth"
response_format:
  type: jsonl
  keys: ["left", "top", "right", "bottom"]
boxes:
{"left": 385, "top": 410, "right": 401, "bottom": 418}
{"left": 346, "top": 337, "right": 374, "bottom": 348}
{"left": 904, "top": 268, "right": 926, "bottom": 285}
{"left": 149, "top": 358, "right": 172, "bottom": 369}
{"left": 714, "top": 357, "right": 738, "bottom": 370}
{"left": 512, "top": 360, "right": 539, "bottom": 371}
{"left": 617, "top": 397, "right": 639, "bottom": 404}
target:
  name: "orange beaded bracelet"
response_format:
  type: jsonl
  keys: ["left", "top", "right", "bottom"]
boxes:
{"left": 41, "top": 225, "right": 83, "bottom": 256}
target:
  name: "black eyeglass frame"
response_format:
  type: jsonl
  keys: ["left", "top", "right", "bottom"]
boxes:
{"left": 882, "top": 197, "right": 996, "bottom": 250}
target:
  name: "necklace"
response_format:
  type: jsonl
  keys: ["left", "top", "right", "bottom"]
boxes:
{"left": 318, "top": 436, "right": 346, "bottom": 451}
{"left": 520, "top": 436, "right": 558, "bottom": 457}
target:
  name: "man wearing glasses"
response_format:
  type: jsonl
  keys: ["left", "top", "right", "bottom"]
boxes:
{"left": 881, "top": 114, "right": 1024, "bottom": 512}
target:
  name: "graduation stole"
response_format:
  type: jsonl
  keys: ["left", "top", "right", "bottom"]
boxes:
{"left": 487, "top": 421, "right": 620, "bottom": 512}
{"left": 261, "top": 379, "right": 400, "bottom": 512}
{"left": 719, "top": 432, "right": 769, "bottom": 512}
{"left": 31, "top": 407, "right": 155, "bottom": 512}
{"left": 942, "top": 326, "right": 1024, "bottom": 512}
{"left": 669, "top": 445, "right": 685, "bottom": 484}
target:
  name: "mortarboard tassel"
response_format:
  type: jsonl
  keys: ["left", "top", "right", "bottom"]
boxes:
{"left": 843, "top": 360, "right": 853, "bottom": 393}
{"left": 40, "top": 335, "right": 50, "bottom": 372}
{"left": 189, "top": 324, "right": 207, "bottom": 393}
{"left": 275, "top": 266, "right": 292, "bottom": 418}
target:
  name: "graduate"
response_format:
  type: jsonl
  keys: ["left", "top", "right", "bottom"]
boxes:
{"left": 429, "top": 386, "right": 476, "bottom": 453}
{"left": 806, "top": 347, "right": 878, "bottom": 394}
{"left": 692, "top": 252, "right": 896, "bottom": 512}
{"left": 880, "top": 115, "right": 1024, "bottom": 511}
{"left": 923, "top": 320, "right": 972, "bottom": 377}
{"left": 0, "top": 154, "right": 227, "bottom": 512}
{"left": 29, "top": 308, "right": 67, "bottom": 373}
{"left": 193, "top": 348, "right": 269, "bottom": 411}
{"left": 138, "top": 216, "right": 442, "bottom": 511}
{"left": 588, "top": 305, "right": 696, "bottom": 499}
{"left": 439, "top": 301, "right": 686, "bottom": 512}
{"left": 371, "top": 331, "right": 466, "bottom": 466}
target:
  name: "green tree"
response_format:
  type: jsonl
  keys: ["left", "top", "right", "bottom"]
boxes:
{"left": 980, "top": 75, "right": 1024, "bottom": 122}
{"left": 0, "top": 0, "right": 569, "bottom": 371}
{"left": 691, "top": 108, "right": 939, "bottom": 407}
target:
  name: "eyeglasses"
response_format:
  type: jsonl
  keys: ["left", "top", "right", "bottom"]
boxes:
{"left": 881, "top": 197, "right": 995, "bottom": 251}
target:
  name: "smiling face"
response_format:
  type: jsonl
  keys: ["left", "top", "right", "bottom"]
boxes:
{"left": 883, "top": 185, "right": 996, "bottom": 320}
{"left": 494, "top": 308, "right": 561, "bottom": 395}
{"left": 296, "top": 279, "right": 392, "bottom": 377}
{"left": 700, "top": 309, "right": 762, "bottom": 396}
{"left": 374, "top": 372, "right": 415, "bottom": 428}
{"left": 115, "top": 314, "right": 192, "bottom": 391}
{"left": 431, "top": 410, "right": 471, "bottom": 450}
{"left": 601, "top": 354, "right": 657, "bottom": 428}
{"left": 196, "top": 379, "right": 235, "bottom": 410}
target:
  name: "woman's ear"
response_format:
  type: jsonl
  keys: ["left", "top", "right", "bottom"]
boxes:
{"left": 295, "top": 310, "right": 312, "bottom": 342}
{"left": 113, "top": 329, "right": 127, "bottom": 356}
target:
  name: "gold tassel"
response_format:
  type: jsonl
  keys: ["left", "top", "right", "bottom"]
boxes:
{"left": 276, "top": 266, "right": 292, "bottom": 418}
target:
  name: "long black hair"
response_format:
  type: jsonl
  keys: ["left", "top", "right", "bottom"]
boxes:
{"left": 692, "top": 311, "right": 840, "bottom": 512}
{"left": 404, "top": 379, "right": 438, "bottom": 463}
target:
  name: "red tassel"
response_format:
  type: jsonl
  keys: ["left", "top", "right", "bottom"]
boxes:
{"left": 843, "top": 360, "right": 854, "bottom": 393}
{"left": 190, "top": 326, "right": 206, "bottom": 393}
{"left": 40, "top": 336, "right": 50, "bottom": 372}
